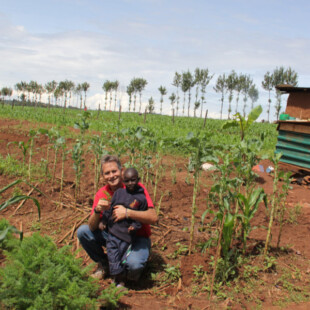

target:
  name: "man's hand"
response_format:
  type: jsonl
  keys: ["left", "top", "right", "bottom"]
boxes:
{"left": 112, "top": 205, "right": 126, "bottom": 222}
{"left": 94, "top": 198, "right": 110, "bottom": 214}
{"left": 128, "top": 225, "right": 135, "bottom": 232}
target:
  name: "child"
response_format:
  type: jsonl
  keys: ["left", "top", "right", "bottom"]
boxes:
{"left": 101, "top": 167, "right": 148, "bottom": 286}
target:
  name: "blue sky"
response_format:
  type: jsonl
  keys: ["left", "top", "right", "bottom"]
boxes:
{"left": 1, "top": 0, "right": 310, "bottom": 120}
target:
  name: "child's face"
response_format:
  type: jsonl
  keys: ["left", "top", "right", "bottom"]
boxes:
{"left": 123, "top": 170, "right": 139, "bottom": 192}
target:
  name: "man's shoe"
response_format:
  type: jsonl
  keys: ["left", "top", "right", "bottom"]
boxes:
{"left": 91, "top": 262, "right": 109, "bottom": 280}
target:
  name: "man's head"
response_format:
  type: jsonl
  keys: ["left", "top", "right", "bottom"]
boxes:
{"left": 101, "top": 155, "right": 122, "bottom": 191}
{"left": 123, "top": 168, "right": 140, "bottom": 193}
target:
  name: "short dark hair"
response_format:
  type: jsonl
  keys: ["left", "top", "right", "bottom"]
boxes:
{"left": 124, "top": 167, "right": 139, "bottom": 178}
{"left": 100, "top": 155, "right": 122, "bottom": 170}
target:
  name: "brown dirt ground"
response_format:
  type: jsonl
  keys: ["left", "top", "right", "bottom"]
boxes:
{"left": 0, "top": 118, "right": 310, "bottom": 309}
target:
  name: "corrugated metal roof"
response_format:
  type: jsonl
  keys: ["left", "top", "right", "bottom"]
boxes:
{"left": 276, "top": 84, "right": 310, "bottom": 93}
{"left": 275, "top": 130, "right": 310, "bottom": 169}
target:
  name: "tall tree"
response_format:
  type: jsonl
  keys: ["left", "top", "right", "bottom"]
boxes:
{"left": 172, "top": 72, "right": 181, "bottom": 116}
{"left": 147, "top": 97, "right": 155, "bottom": 113}
{"left": 272, "top": 66, "right": 298, "bottom": 120}
{"left": 136, "top": 78, "right": 147, "bottom": 113}
{"left": 214, "top": 73, "right": 227, "bottom": 119}
{"left": 112, "top": 80, "right": 119, "bottom": 111}
{"left": 262, "top": 71, "right": 273, "bottom": 122}
{"left": 226, "top": 70, "right": 237, "bottom": 119}
{"left": 126, "top": 84, "right": 134, "bottom": 112}
{"left": 248, "top": 84, "right": 259, "bottom": 109}
{"left": 158, "top": 85, "right": 167, "bottom": 115}
{"left": 199, "top": 69, "right": 213, "bottom": 118}
{"left": 193, "top": 68, "right": 202, "bottom": 118}
{"left": 169, "top": 92, "right": 176, "bottom": 115}
{"left": 234, "top": 73, "right": 243, "bottom": 113}
{"left": 81, "top": 82, "right": 90, "bottom": 109}
{"left": 181, "top": 71, "right": 193, "bottom": 117}
{"left": 241, "top": 74, "right": 253, "bottom": 117}
{"left": 102, "top": 80, "right": 112, "bottom": 111}
{"left": 45, "top": 81, "right": 57, "bottom": 110}
{"left": 76, "top": 83, "right": 83, "bottom": 109}
{"left": 1, "top": 87, "right": 13, "bottom": 107}
{"left": 58, "top": 80, "right": 73, "bottom": 111}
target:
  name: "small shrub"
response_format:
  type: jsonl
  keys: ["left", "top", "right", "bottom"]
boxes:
{"left": 0, "top": 219, "right": 22, "bottom": 250}
{"left": 0, "top": 233, "right": 100, "bottom": 310}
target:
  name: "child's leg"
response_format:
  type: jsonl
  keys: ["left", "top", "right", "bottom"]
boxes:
{"left": 106, "top": 234, "right": 130, "bottom": 276}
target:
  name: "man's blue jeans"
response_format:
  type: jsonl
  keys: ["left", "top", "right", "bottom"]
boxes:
{"left": 77, "top": 224, "right": 151, "bottom": 281}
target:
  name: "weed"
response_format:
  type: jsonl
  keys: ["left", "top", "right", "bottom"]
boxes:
{"left": 162, "top": 264, "right": 181, "bottom": 284}
{"left": 287, "top": 204, "right": 302, "bottom": 224}
{"left": 167, "top": 242, "right": 188, "bottom": 259}
{"left": 0, "top": 154, "right": 27, "bottom": 177}
{"left": 263, "top": 255, "right": 277, "bottom": 272}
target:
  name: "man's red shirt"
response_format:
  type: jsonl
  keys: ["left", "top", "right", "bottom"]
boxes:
{"left": 92, "top": 182, "right": 154, "bottom": 238}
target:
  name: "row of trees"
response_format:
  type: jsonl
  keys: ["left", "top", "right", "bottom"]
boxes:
{"left": 5, "top": 80, "right": 90, "bottom": 111}
{"left": 1, "top": 66, "right": 298, "bottom": 120}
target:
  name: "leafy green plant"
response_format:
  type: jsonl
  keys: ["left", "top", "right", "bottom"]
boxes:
{"left": 277, "top": 172, "right": 292, "bottom": 247}
{"left": 0, "top": 154, "right": 27, "bottom": 177}
{"left": 7, "top": 140, "right": 30, "bottom": 169}
{"left": 28, "top": 128, "right": 48, "bottom": 180}
{"left": 223, "top": 105, "right": 263, "bottom": 140}
{"left": 162, "top": 264, "right": 181, "bottom": 284}
{"left": 98, "top": 283, "right": 127, "bottom": 309}
{"left": 74, "top": 110, "right": 91, "bottom": 135}
{"left": 89, "top": 134, "right": 107, "bottom": 195}
{"left": 167, "top": 242, "right": 188, "bottom": 259}
{"left": 185, "top": 131, "right": 214, "bottom": 254}
{"left": 0, "top": 179, "right": 41, "bottom": 219}
{"left": 72, "top": 140, "right": 85, "bottom": 199}
{"left": 0, "top": 233, "right": 99, "bottom": 309}
{"left": 237, "top": 187, "right": 267, "bottom": 252}
{"left": 0, "top": 218, "right": 22, "bottom": 250}
{"left": 264, "top": 152, "right": 282, "bottom": 256}
{"left": 287, "top": 203, "right": 302, "bottom": 225}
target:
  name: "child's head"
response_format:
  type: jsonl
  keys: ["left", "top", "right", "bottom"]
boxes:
{"left": 123, "top": 168, "right": 140, "bottom": 192}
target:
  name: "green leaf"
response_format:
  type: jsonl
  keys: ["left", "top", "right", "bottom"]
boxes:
{"left": 0, "top": 179, "right": 23, "bottom": 194}
{"left": 0, "top": 195, "right": 41, "bottom": 219}
{"left": 247, "top": 105, "right": 262, "bottom": 124}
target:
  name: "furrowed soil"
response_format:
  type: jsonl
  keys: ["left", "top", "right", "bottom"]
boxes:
{"left": 0, "top": 118, "right": 309, "bottom": 309}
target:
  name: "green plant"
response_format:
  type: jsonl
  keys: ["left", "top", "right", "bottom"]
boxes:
{"left": 98, "top": 283, "right": 127, "bottom": 309}
{"left": 74, "top": 110, "right": 91, "bottom": 135}
{"left": 0, "top": 180, "right": 41, "bottom": 219}
{"left": 277, "top": 172, "right": 292, "bottom": 247}
{"left": 222, "top": 105, "right": 263, "bottom": 141}
{"left": 162, "top": 264, "right": 181, "bottom": 284}
{"left": 0, "top": 218, "right": 22, "bottom": 250}
{"left": 167, "top": 242, "right": 188, "bottom": 259}
{"left": 72, "top": 139, "right": 85, "bottom": 199}
{"left": 237, "top": 187, "right": 267, "bottom": 252}
{"left": 0, "top": 233, "right": 99, "bottom": 309}
{"left": 264, "top": 152, "right": 282, "bottom": 256}
{"left": 171, "top": 162, "right": 177, "bottom": 184}
{"left": 0, "top": 154, "right": 27, "bottom": 177}
{"left": 287, "top": 203, "right": 302, "bottom": 225}
{"left": 89, "top": 134, "right": 107, "bottom": 195}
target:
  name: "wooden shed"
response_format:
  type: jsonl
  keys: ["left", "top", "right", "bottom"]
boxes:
{"left": 275, "top": 85, "right": 310, "bottom": 172}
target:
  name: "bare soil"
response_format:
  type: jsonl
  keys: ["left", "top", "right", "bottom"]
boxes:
{"left": 0, "top": 118, "right": 309, "bottom": 309}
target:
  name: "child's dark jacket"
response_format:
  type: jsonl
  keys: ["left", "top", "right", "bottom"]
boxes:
{"left": 102, "top": 186, "right": 148, "bottom": 243}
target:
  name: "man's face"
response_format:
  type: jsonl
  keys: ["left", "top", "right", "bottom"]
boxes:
{"left": 123, "top": 170, "right": 139, "bottom": 193}
{"left": 102, "top": 162, "right": 122, "bottom": 190}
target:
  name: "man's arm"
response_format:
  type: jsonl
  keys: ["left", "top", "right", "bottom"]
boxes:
{"left": 112, "top": 205, "right": 158, "bottom": 224}
{"left": 88, "top": 198, "right": 110, "bottom": 231}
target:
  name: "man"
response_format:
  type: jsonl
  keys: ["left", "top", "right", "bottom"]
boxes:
{"left": 77, "top": 155, "right": 157, "bottom": 281}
